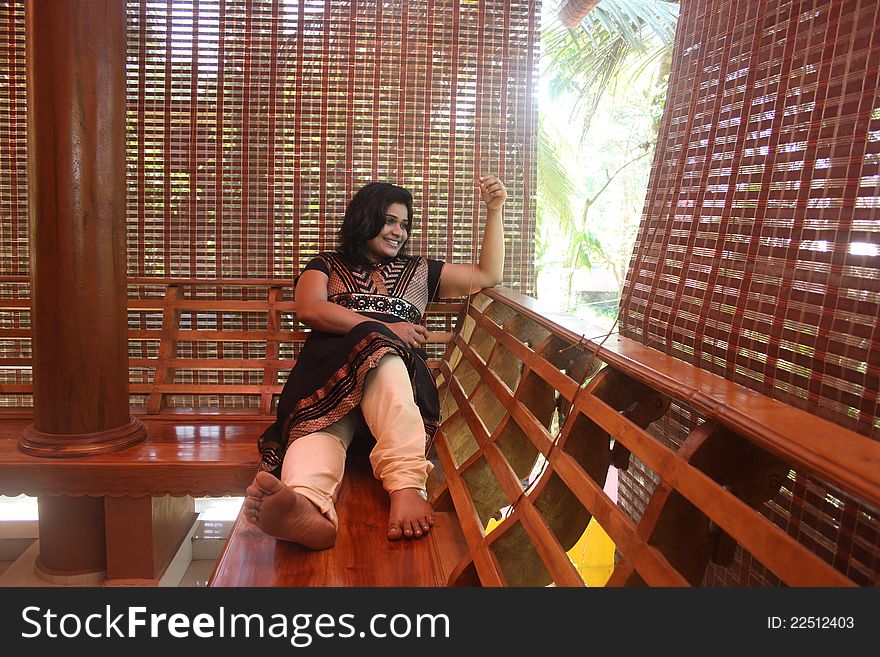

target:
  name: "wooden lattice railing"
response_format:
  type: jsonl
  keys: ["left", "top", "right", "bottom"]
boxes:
{"left": 0, "top": 277, "right": 462, "bottom": 416}
{"left": 428, "top": 288, "right": 880, "bottom": 587}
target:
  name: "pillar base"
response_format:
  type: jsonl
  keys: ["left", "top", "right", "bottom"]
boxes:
{"left": 18, "top": 416, "right": 147, "bottom": 457}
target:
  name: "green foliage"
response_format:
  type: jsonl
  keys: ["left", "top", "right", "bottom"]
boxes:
{"left": 568, "top": 228, "right": 605, "bottom": 270}
{"left": 537, "top": 117, "right": 577, "bottom": 235}
{"left": 542, "top": 0, "right": 678, "bottom": 140}
{"left": 535, "top": 1, "right": 679, "bottom": 311}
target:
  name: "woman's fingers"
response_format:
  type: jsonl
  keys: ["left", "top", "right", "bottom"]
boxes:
{"left": 477, "top": 175, "right": 507, "bottom": 206}
{"left": 390, "top": 323, "right": 429, "bottom": 349}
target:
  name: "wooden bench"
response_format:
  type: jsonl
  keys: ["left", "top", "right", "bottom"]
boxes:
{"left": 1, "top": 279, "right": 878, "bottom": 586}
{"left": 209, "top": 287, "right": 880, "bottom": 587}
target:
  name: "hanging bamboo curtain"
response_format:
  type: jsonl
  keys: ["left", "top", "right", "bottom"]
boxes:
{"left": 0, "top": 1, "right": 28, "bottom": 404}
{"left": 621, "top": 0, "right": 879, "bottom": 440}
{"left": 619, "top": 0, "right": 879, "bottom": 585}
{"left": 0, "top": 0, "right": 539, "bottom": 410}
{"left": 124, "top": 0, "right": 539, "bottom": 291}
{"left": 0, "top": 1, "right": 26, "bottom": 280}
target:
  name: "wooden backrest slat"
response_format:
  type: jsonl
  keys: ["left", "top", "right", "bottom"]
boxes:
{"left": 427, "top": 288, "right": 879, "bottom": 587}
{"left": 262, "top": 286, "right": 283, "bottom": 415}
{"left": 129, "top": 358, "right": 297, "bottom": 369}
{"left": 546, "top": 446, "right": 689, "bottom": 586}
{"left": 431, "top": 432, "right": 507, "bottom": 586}
{"left": 147, "top": 285, "right": 181, "bottom": 414}
{"left": 580, "top": 393, "right": 854, "bottom": 586}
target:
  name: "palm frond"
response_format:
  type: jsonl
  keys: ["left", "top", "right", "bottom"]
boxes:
{"left": 536, "top": 120, "right": 577, "bottom": 234}
{"left": 541, "top": 0, "right": 679, "bottom": 137}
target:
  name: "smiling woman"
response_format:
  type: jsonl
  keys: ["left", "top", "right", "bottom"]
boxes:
{"left": 366, "top": 204, "right": 411, "bottom": 262}
{"left": 245, "top": 175, "right": 507, "bottom": 550}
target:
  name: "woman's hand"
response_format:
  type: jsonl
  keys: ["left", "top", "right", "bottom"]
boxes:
{"left": 477, "top": 175, "right": 507, "bottom": 210}
{"left": 385, "top": 321, "right": 430, "bottom": 349}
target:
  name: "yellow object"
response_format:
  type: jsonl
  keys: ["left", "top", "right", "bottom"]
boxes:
{"left": 484, "top": 515, "right": 616, "bottom": 587}
{"left": 568, "top": 518, "right": 615, "bottom": 586}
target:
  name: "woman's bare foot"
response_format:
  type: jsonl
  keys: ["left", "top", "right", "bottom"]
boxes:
{"left": 243, "top": 471, "right": 336, "bottom": 550}
{"left": 387, "top": 488, "right": 434, "bottom": 540}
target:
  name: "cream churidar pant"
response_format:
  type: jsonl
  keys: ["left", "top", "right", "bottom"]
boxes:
{"left": 279, "top": 354, "right": 433, "bottom": 527}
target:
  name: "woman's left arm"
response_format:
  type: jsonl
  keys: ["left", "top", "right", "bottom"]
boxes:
{"left": 437, "top": 175, "right": 507, "bottom": 298}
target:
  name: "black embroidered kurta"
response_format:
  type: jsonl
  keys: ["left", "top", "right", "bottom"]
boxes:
{"left": 258, "top": 252, "right": 444, "bottom": 475}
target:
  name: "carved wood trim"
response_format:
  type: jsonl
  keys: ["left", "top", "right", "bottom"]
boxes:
{"left": 18, "top": 416, "right": 147, "bottom": 457}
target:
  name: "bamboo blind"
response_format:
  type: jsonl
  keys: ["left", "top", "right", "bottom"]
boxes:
{"left": 0, "top": 0, "right": 539, "bottom": 285}
{"left": 0, "top": 1, "right": 26, "bottom": 280}
{"left": 619, "top": 0, "right": 879, "bottom": 585}
{"left": 124, "top": 0, "right": 538, "bottom": 290}
{"left": 0, "top": 1, "right": 27, "bottom": 404}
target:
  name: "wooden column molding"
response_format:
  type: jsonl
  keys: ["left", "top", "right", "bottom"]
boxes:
{"left": 19, "top": 418, "right": 147, "bottom": 457}
{"left": 20, "top": 0, "right": 146, "bottom": 457}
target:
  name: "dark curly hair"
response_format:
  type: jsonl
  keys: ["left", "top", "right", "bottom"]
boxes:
{"left": 337, "top": 182, "right": 414, "bottom": 267}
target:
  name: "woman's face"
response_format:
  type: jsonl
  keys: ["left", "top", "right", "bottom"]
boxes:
{"left": 365, "top": 202, "right": 410, "bottom": 262}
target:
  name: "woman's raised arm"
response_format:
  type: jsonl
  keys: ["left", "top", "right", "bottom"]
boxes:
{"left": 437, "top": 175, "right": 507, "bottom": 298}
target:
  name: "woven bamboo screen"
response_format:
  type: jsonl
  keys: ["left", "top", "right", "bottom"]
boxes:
{"left": 0, "top": 0, "right": 539, "bottom": 410}
{"left": 124, "top": 0, "right": 538, "bottom": 289}
{"left": 618, "top": 0, "right": 879, "bottom": 585}
{"left": 0, "top": 0, "right": 539, "bottom": 283}
{"left": 0, "top": 1, "right": 26, "bottom": 279}
{"left": 0, "top": 1, "right": 28, "bottom": 407}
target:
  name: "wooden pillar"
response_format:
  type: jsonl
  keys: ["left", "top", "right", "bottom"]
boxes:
{"left": 21, "top": 0, "right": 147, "bottom": 577}
{"left": 35, "top": 496, "right": 107, "bottom": 581}
{"left": 557, "top": 1, "right": 602, "bottom": 29}
{"left": 104, "top": 496, "right": 197, "bottom": 584}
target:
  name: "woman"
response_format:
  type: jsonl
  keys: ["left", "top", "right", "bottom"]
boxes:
{"left": 244, "top": 175, "right": 507, "bottom": 548}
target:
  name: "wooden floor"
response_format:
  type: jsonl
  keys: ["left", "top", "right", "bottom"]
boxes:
{"left": 210, "top": 453, "right": 469, "bottom": 587}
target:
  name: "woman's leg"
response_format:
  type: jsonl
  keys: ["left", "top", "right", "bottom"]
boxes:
{"left": 360, "top": 354, "right": 435, "bottom": 540}
{"left": 243, "top": 415, "right": 355, "bottom": 549}
{"left": 280, "top": 415, "right": 355, "bottom": 527}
